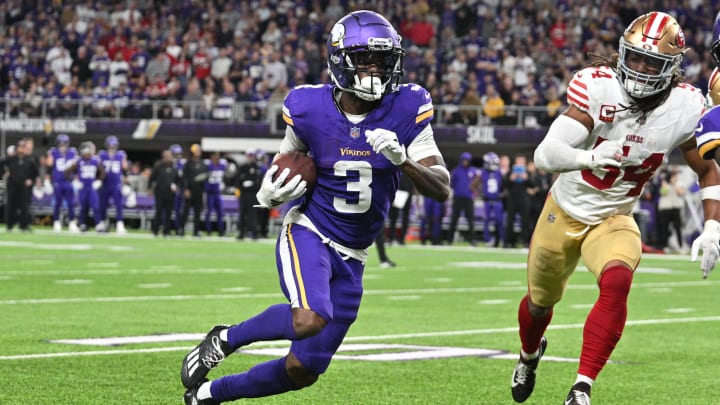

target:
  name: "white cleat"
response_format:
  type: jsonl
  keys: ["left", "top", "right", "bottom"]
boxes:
{"left": 53, "top": 220, "right": 62, "bottom": 232}
{"left": 95, "top": 221, "right": 107, "bottom": 233}
{"left": 116, "top": 221, "right": 127, "bottom": 234}
{"left": 68, "top": 220, "right": 80, "bottom": 233}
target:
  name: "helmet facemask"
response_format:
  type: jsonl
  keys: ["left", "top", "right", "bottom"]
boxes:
{"left": 712, "top": 39, "right": 720, "bottom": 68}
{"left": 617, "top": 38, "right": 682, "bottom": 98}
{"left": 331, "top": 41, "right": 403, "bottom": 101}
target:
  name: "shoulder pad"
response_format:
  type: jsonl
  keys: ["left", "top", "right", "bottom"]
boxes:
{"left": 396, "top": 83, "right": 434, "bottom": 126}
{"left": 566, "top": 67, "right": 616, "bottom": 112}
{"left": 282, "top": 84, "right": 330, "bottom": 128}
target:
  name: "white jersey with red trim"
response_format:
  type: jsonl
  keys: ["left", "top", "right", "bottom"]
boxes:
{"left": 552, "top": 66, "right": 705, "bottom": 224}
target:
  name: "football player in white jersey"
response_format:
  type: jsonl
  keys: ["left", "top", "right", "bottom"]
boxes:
{"left": 511, "top": 12, "right": 720, "bottom": 405}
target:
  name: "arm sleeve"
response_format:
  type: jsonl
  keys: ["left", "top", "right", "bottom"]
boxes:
{"left": 407, "top": 124, "right": 441, "bottom": 162}
{"left": 534, "top": 114, "right": 593, "bottom": 172}
{"left": 279, "top": 126, "right": 309, "bottom": 154}
{"left": 407, "top": 124, "right": 450, "bottom": 181}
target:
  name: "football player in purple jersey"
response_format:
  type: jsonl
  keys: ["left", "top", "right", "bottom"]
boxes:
{"left": 204, "top": 152, "right": 228, "bottom": 236}
{"left": 181, "top": 10, "right": 450, "bottom": 404}
{"left": 170, "top": 144, "right": 186, "bottom": 235}
{"left": 97, "top": 135, "right": 128, "bottom": 233}
{"left": 65, "top": 141, "right": 104, "bottom": 232}
{"left": 47, "top": 134, "right": 79, "bottom": 232}
{"left": 481, "top": 152, "right": 505, "bottom": 247}
{"left": 696, "top": 11, "right": 720, "bottom": 157}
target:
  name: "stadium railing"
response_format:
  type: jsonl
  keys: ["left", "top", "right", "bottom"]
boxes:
{"left": 0, "top": 97, "right": 552, "bottom": 129}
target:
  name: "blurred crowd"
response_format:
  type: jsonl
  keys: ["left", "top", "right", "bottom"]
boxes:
{"left": 0, "top": 0, "right": 718, "bottom": 124}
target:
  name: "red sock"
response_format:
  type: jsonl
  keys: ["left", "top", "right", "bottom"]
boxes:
{"left": 579, "top": 265, "right": 633, "bottom": 379}
{"left": 518, "top": 294, "right": 553, "bottom": 354}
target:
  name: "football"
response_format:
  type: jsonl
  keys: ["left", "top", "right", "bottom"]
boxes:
{"left": 272, "top": 151, "right": 317, "bottom": 187}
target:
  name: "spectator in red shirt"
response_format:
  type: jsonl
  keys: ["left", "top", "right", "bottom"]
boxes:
{"left": 144, "top": 75, "right": 168, "bottom": 100}
{"left": 170, "top": 51, "right": 191, "bottom": 89}
{"left": 192, "top": 43, "right": 211, "bottom": 81}
{"left": 401, "top": 13, "right": 435, "bottom": 47}
{"left": 549, "top": 16, "right": 567, "bottom": 49}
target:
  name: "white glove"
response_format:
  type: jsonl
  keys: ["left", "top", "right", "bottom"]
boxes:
{"left": 92, "top": 180, "right": 102, "bottom": 190}
{"left": 365, "top": 128, "right": 407, "bottom": 165}
{"left": 255, "top": 165, "right": 307, "bottom": 208}
{"left": 575, "top": 139, "right": 623, "bottom": 170}
{"left": 691, "top": 219, "right": 720, "bottom": 278}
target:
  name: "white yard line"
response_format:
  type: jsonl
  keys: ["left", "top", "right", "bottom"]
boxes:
{"left": 3, "top": 315, "right": 720, "bottom": 361}
{"left": 0, "top": 280, "right": 718, "bottom": 305}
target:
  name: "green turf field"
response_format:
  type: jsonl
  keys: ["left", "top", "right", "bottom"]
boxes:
{"left": 1, "top": 230, "right": 719, "bottom": 404}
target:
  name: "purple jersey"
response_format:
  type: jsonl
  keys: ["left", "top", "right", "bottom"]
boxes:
{"left": 204, "top": 159, "right": 227, "bottom": 193}
{"left": 283, "top": 83, "right": 433, "bottom": 249}
{"left": 77, "top": 156, "right": 102, "bottom": 185}
{"left": 50, "top": 147, "right": 78, "bottom": 182}
{"left": 99, "top": 149, "right": 127, "bottom": 186}
{"left": 481, "top": 168, "right": 503, "bottom": 200}
{"left": 451, "top": 165, "right": 479, "bottom": 199}
{"left": 175, "top": 158, "right": 186, "bottom": 179}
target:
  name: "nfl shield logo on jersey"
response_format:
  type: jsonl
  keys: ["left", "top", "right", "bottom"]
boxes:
{"left": 350, "top": 126, "right": 361, "bottom": 139}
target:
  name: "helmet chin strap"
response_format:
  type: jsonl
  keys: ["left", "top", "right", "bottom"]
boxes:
{"left": 352, "top": 76, "right": 384, "bottom": 101}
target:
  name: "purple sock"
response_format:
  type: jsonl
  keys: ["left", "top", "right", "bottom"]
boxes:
{"left": 227, "top": 304, "right": 297, "bottom": 349}
{"left": 210, "top": 357, "right": 298, "bottom": 401}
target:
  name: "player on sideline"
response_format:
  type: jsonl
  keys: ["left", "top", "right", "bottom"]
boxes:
{"left": 181, "top": 10, "right": 450, "bottom": 404}
{"left": 510, "top": 12, "right": 720, "bottom": 405}
{"left": 64, "top": 141, "right": 104, "bottom": 232}
{"left": 97, "top": 135, "right": 128, "bottom": 233}
{"left": 170, "top": 144, "right": 186, "bottom": 235}
{"left": 47, "top": 134, "right": 79, "bottom": 232}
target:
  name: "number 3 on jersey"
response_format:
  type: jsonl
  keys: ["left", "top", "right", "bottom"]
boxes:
{"left": 333, "top": 160, "right": 373, "bottom": 213}
{"left": 581, "top": 140, "right": 663, "bottom": 196}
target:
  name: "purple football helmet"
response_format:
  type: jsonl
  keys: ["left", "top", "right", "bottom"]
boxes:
{"left": 56, "top": 133, "right": 70, "bottom": 146}
{"left": 327, "top": 10, "right": 404, "bottom": 101}
{"left": 169, "top": 144, "right": 183, "bottom": 156}
{"left": 105, "top": 135, "right": 119, "bottom": 150}
{"left": 79, "top": 141, "right": 95, "bottom": 156}
{"left": 483, "top": 152, "right": 500, "bottom": 171}
{"left": 712, "top": 12, "right": 720, "bottom": 68}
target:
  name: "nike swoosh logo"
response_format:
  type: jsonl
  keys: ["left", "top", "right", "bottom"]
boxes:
{"left": 696, "top": 123, "right": 704, "bottom": 133}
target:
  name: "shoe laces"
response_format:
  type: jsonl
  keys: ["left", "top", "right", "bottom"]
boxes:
{"left": 200, "top": 336, "right": 226, "bottom": 369}
{"left": 566, "top": 390, "right": 591, "bottom": 405}
{"left": 513, "top": 362, "right": 531, "bottom": 385}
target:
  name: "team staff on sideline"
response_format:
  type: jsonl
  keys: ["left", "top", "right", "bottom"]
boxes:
{"left": 234, "top": 149, "right": 263, "bottom": 240}
{"left": 510, "top": 12, "right": 720, "bottom": 405}
{"left": 182, "top": 144, "right": 208, "bottom": 237}
{"left": 149, "top": 150, "right": 180, "bottom": 237}
{"left": 3, "top": 139, "right": 38, "bottom": 232}
{"left": 180, "top": 10, "right": 450, "bottom": 404}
